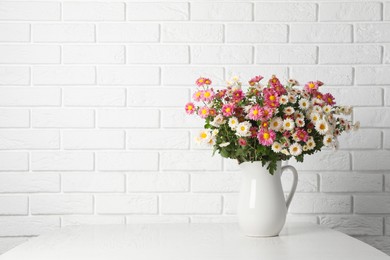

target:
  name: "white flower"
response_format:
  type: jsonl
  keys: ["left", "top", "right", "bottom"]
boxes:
{"left": 306, "top": 138, "right": 316, "bottom": 150}
{"left": 312, "top": 105, "right": 322, "bottom": 114}
{"left": 279, "top": 95, "right": 288, "bottom": 105}
{"left": 303, "top": 145, "right": 309, "bottom": 151}
{"left": 310, "top": 112, "right": 321, "bottom": 123}
{"left": 323, "top": 105, "right": 332, "bottom": 114}
{"left": 299, "top": 98, "right": 310, "bottom": 110}
{"left": 288, "top": 94, "right": 297, "bottom": 103}
{"left": 270, "top": 117, "right": 283, "bottom": 131}
{"left": 315, "top": 119, "right": 329, "bottom": 135}
{"left": 228, "top": 117, "right": 238, "bottom": 130}
{"left": 295, "top": 118, "right": 305, "bottom": 127}
{"left": 313, "top": 98, "right": 324, "bottom": 106}
{"left": 195, "top": 130, "right": 212, "bottom": 144}
{"left": 244, "top": 105, "right": 252, "bottom": 113}
{"left": 289, "top": 143, "right": 302, "bottom": 156}
{"left": 353, "top": 121, "right": 360, "bottom": 131}
{"left": 212, "top": 129, "right": 219, "bottom": 137}
{"left": 219, "top": 142, "right": 230, "bottom": 147}
{"left": 211, "top": 114, "right": 226, "bottom": 127}
{"left": 343, "top": 106, "right": 353, "bottom": 115}
{"left": 271, "top": 142, "right": 282, "bottom": 153}
{"left": 323, "top": 134, "right": 334, "bottom": 147}
{"left": 284, "top": 106, "right": 295, "bottom": 115}
{"left": 283, "top": 118, "right": 295, "bottom": 131}
{"left": 294, "top": 112, "right": 304, "bottom": 119}
{"left": 281, "top": 149, "right": 290, "bottom": 156}
{"left": 236, "top": 121, "right": 251, "bottom": 137}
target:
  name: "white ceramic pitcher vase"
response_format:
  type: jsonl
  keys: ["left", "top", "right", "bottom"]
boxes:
{"left": 237, "top": 161, "right": 298, "bottom": 237}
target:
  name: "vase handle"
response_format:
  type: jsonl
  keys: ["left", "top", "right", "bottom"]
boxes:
{"left": 281, "top": 165, "right": 298, "bottom": 209}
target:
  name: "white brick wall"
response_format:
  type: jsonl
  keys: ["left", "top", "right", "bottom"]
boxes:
{"left": 0, "top": 0, "right": 389, "bottom": 256}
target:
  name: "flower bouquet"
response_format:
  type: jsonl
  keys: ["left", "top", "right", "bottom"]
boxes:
{"left": 185, "top": 75, "right": 359, "bottom": 174}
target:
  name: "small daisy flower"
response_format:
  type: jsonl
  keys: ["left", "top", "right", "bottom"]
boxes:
{"left": 323, "top": 134, "right": 334, "bottom": 147}
{"left": 315, "top": 119, "right": 329, "bottom": 135}
{"left": 222, "top": 103, "right": 235, "bottom": 117}
{"left": 323, "top": 105, "right": 332, "bottom": 114}
{"left": 257, "top": 128, "right": 276, "bottom": 146}
{"left": 310, "top": 112, "right": 321, "bottom": 123}
{"left": 295, "top": 129, "right": 309, "bottom": 142}
{"left": 270, "top": 117, "right": 283, "bottom": 132}
{"left": 198, "top": 106, "right": 209, "bottom": 119}
{"left": 288, "top": 94, "right": 297, "bottom": 104}
{"left": 228, "top": 117, "right": 239, "bottom": 130}
{"left": 284, "top": 106, "right": 295, "bottom": 116}
{"left": 304, "top": 81, "right": 319, "bottom": 93}
{"left": 211, "top": 114, "right": 226, "bottom": 127}
{"left": 279, "top": 95, "right": 288, "bottom": 105}
{"left": 296, "top": 118, "right": 305, "bottom": 127}
{"left": 289, "top": 143, "right": 302, "bottom": 156}
{"left": 313, "top": 98, "right": 324, "bottom": 106}
{"left": 236, "top": 121, "right": 252, "bottom": 137}
{"left": 263, "top": 88, "right": 280, "bottom": 108}
{"left": 283, "top": 118, "right": 295, "bottom": 131}
{"left": 259, "top": 106, "right": 273, "bottom": 121}
{"left": 323, "top": 93, "right": 335, "bottom": 105}
{"left": 201, "top": 89, "right": 215, "bottom": 102}
{"left": 312, "top": 105, "right": 322, "bottom": 114}
{"left": 272, "top": 142, "right": 282, "bottom": 153}
{"left": 193, "top": 91, "right": 202, "bottom": 102}
{"left": 306, "top": 138, "right": 316, "bottom": 150}
{"left": 195, "top": 130, "right": 212, "bottom": 144}
{"left": 195, "top": 77, "right": 206, "bottom": 87}
{"left": 185, "top": 102, "right": 195, "bottom": 115}
{"left": 299, "top": 98, "right": 310, "bottom": 110}
{"left": 212, "top": 129, "right": 219, "bottom": 136}
{"left": 295, "top": 112, "right": 304, "bottom": 119}
{"left": 303, "top": 145, "right": 309, "bottom": 151}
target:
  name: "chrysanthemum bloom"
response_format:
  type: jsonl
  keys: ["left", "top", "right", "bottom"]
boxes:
{"left": 322, "top": 93, "right": 335, "bottom": 105}
{"left": 236, "top": 121, "right": 252, "bottom": 137}
{"left": 201, "top": 89, "right": 214, "bottom": 102}
{"left": 323, "top": 105, "right": 332, "bottom": 114}
{"left": 273, "top": 83, "right": 287, "bottom": 95}
{"left": 204, "top": 78, "right": 212, "bottom": 85}
{"left": 209, "top": 108, "right": 217, "bottom": 117}
{"left": 270, "top": 117, "right": 283, "bottom": 131}
{"left": 249, "top": 75, "right": 264, "bottom": 86}
{"left": 195, "top": 77, "right": 206, "bottom": 87}
{"left": 248, "top": 105, "right": 262, "bottom": 120}
{"left": 222, "top": 103, "right": 235, "bottom": 117}
{"left": 283, "top": 131, "right": 291, "bottom": 138}
{"left": 185, "top": 102, "right": 195, "bottom": 115}
{"left": 288, "top": 79, "right": 298, "bottom": 86}
{"left": 312, "top": 105, "right": 322, "bottom": 114}
{"left": 238, "top": 138, "right": 247, "bottom": 146}
{"left": 288, "top": 94, "right": 297, "bottom": 103}
{"left": 299, "top": 99, "right": 310, "bottom": 110}
{"left": 296, "top": 118, "right": 305, "bottom": 127}
{"left": 192, "top": 91, "right": 203, "bottom": 102}
{"left": 295, "top": 129, "right": 309, "bottom": 142}
{"left": 198, "top": 106, "right": 209, "bottom": 119}
{"left": 284, "top": 106, "right": 295, "bottom": 116}
{"left": 279, "top": 95, "right": 288, "bottom": 105}
{"left": 216, "top": 89, "right": 226, "bottom": 99}
{"left": 306, "top": 138, "right": 316, "bottom": 150}
{"left": 314, "top": 91, "right": 323, "bottom": 100}
{"left": 315, "top": 119, "right": 329, "bottom": 135}
{"left": 228, "top": 117, "right": 239, "bottom": 130}
{"left": 259, "top": 106, "right": 273, "bottom": 121}
{"left": 283, "top": 118, "right": 295, "bottom": 131}
{"left": 263, "top": 89, "right": 280, "bottom": 108}
{"left": 304, "top": 81, "right": 319, "bottom": 93}
{"left": 310, "top": 112, "right": 321, "bottom": 123}
{"left": 323, "top": 134, "right": 334, "bottom": 147}
{"left": 195, "top": 130, "right": 212, "bottom": 144}
{"left": 289, "top": 143, "right": 302, "bottom": 156}
{"left": 211, "top": 114, "right": 226, "bottom": 127}
{"left": 269, "top": 75, "right": 281, "bottom": 87}
{"left": 232, "top": 89, "right": 245, "bottom": 102}
{"left": 257, "top": 128, "right": 276, "bottom": 146}
{"left": 250, "top": 127, "right": 258, "bottom": 138}
{"left": 271, "top": 142, "right": 282, "bottom": 153}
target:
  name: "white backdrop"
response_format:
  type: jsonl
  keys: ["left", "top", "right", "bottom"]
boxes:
{"left": 0, "top": 0, "right": 389, "bottom": 255}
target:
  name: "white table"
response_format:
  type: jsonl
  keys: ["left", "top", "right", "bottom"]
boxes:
{"left": 0, "top": 223, "right": 389, "bottom": 260}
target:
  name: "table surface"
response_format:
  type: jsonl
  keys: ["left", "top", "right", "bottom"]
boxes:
{"left": 0, "top": 222, "right": 389, "bottom": 260}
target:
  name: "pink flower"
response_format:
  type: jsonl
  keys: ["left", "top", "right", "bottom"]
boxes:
{"left": 201, "top": 89, "right": 215, "bottom": 102}
{"left": 269, "top": 75, "right": 281, "bottom": 87}
{"left": 209, "top": 108, "right": 217, "bottom": 117}
{"left": 304, "top": 81, "right": 319, "bottom": 93}
{"left": 195, "top": 77, "right": 212, "bottom": 87}
{"left": 263, "top": 88, "right": 280, "bottom": 108}
{"left": 248, "top": 105, "right": 262, "bottom": 120}
{"left": 193, "top": 91, "right": 202, "bottom": 102}
{"left": 232, "top": 89, "right": 245, "bottom": 102}
{"left": 283, "top": 131, "right": 291, "bottom": 138}
{"left": 216, "top": 89, "right": 227, "bottom": 99}
{"left": 257, "top": 128, "right": 276, "bottom": 146}
{"left": 222, "top": 103, "right": 235, "bottom": 117}
{"left": 249, "top": 75, "right": 264, "bottom": 86}
{"left": 272, "top": 83, "right": 287, "bottom": 95}
{"left": 185, "top": 102, "right": 195, "bottom": 115}
{"left": 238, "top": 138, "right": 247, "bottom": 146}
{"left": 322, "top": 93, "right": 335, "bottom": 105}
{"left": 250, "top": 127, "right": 258, "bottom": 138}
{"left": 295, "top": 129, "right": 309, "bottom": 142}
{"left": 198, "top": 106, "right": 209, "bottom": 119}
{"left": 259, "top": 106, "right": 273, "bottom": 121}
